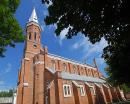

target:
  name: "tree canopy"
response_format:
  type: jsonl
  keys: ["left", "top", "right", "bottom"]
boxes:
{"left": 42, "top": 0, "right": 130, "bottom": 86}
{"left": 0, "top": 0, "right": 24, "bottom": 57}
{"left": 0, "top": 89, "right": 13, "bottom": 97}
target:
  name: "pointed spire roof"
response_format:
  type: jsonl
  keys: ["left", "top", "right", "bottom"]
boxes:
{"left": 29, "top": 8, "right": 38, "bottom": 23}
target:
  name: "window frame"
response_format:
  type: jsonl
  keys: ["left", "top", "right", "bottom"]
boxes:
{"left": 81, "top": 67, "right": 85, "bottom": 75}
{"left": 28, "top": 32, "right": 31, "bottom": 40}
{"left": 63, "top": 63, "right": 67, "bottom": 72}
{"left": 90, "top": 86, "right": 96, "bottom": 95}
{"left": 73, "top": 65, "right": 77, "bottom": 74}
{"left": 63, "top": 84, "right": 72, "bottom": 97}
{"left": 79, "top": 85, "right": 85, "bottom": 96}
{"left": 51, "top": 60, "right": 56, "bottom": 71}
{"left": 34, "top": 32, "right": 37, "bottom": 41}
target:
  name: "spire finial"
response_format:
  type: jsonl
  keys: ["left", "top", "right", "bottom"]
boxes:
{"left": 29, "top": 7, "right": 38, "bottom": 23}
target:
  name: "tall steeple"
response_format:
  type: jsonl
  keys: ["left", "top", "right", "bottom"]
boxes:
{"left": 26, "top": 8, "right": 41, "bottom": 29}
{"left": 24, "top": 8, "right": 42, "bottom": 58}
{"left": 29, "top": 8, "right": 38, "bottom": 23}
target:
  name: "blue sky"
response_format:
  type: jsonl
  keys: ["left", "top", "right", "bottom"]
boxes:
{"left": 0, "top": 0, "right": 107, "bottom": 90}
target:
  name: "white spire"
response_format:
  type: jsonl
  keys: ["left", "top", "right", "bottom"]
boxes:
{"left": 29, "top": 8, "right": 38, "bottom": 23}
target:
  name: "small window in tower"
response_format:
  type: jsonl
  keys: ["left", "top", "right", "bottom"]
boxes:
{"left": 29, "top": 32, "right": 31, "bottom": 40}
{"left": 33, "top": 44, "right": 37, "bottom": 48}
{"left": 39, "top": 36, "right": 40, "bottom": 42}
{"left": 34, "top": 32, "right": 37, "bottom": 41}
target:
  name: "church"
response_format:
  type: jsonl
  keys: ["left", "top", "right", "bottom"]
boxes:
{"left": 16, "top": 8, "right": 126, "bottom": 104}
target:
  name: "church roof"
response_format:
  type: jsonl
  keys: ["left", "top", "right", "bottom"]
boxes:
{"left": 46, "top": 67, "right": 106, "bottom": 83}
{"left": 29, "top": 8, "right": 39, "bottom": 23}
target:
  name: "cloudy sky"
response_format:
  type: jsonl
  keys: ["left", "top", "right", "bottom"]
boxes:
{"left": 0, "top": 0, "right": 108, "bottom": 90}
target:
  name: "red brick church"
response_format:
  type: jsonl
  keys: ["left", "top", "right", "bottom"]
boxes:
{"left": 16, "top": 8, "right": 126, "bottom": 104}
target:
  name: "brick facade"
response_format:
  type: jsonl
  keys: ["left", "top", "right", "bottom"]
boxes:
{"left": 16, "top": 8, "right": 126, "bottom": 104}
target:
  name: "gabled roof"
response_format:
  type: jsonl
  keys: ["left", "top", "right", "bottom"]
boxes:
{"left": 61, "top": 71, "right": 106, "bottom": 83}
{"left": 46, "top": 67, "right": 106, "bottom": 83}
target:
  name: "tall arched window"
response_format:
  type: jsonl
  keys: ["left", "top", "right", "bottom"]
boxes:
{"left": 81, "top": 67, "right": 85, "bottom": 75}
{"left": 63, "top": 63, "right": 67, "bottom": 72}
{"left": 73, "top": 65, "right": 77, "bottom": 74}
{"left": 85, "top": 67, "right": 88, "bottom": 76}
{"left": 39, "top": 36, "right": 40, "bottom": 42}
{"left": 88, "top": 69, "right": 92, "bottom": 76}
{"left": 34, "top": 32, "right": 37, "bottom": 41}
{"left": 51, "top": 60, "right": 56, "bottom": 71}
{"left": 29, "top": 32, "right": 31, "bottom": 40}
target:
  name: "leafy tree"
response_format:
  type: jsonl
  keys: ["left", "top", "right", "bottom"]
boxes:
{"left": 0, "top": 89, "right": 13, "bottom": 97}
{"left": 120, "top": 84, "right": 130, "bottom": 93}
{"left": 0, "top": 0, "right": 24, "bottom": 57}
{"left": 42, "top": 0, "right": 130, "bottom": 86}
{"left": 105, "top": 66, "right": 130, "bottom": 92}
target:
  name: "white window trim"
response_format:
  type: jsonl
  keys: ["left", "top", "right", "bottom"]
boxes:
{"left": 73, "top": 65, "right": 78, "bottom": 74}
{"left": 51, "top": 60, "right": 56, "bottom": 71}
{"left": 63, "top": 84, "right": 72, "bottom": 97}
{"left": 72, "top": 81, "right": 80, "bottom": 87}
{"left": 85, "top": 82, "right": 96, "bottom": 95}
{"left": 79, "top": 85, "right": 85, "bottom": 96}
{"left": 90, "top": 86, "right": 96, "bottom": 95}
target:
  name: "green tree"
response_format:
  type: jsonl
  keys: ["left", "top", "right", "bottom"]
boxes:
{"left": 42, "top": 0, "right": 130, "bottom": 86}
{"left": 0, "top": 0, "right": 24, "bottom": 57}
{"left": 0, "top": 89, "right": 13, "bottom": 97}
{"left": 105, "top": 66, "right": 130, "bottom": 92}
{"left": 120, "top": 84, "right": 130, "bottom": 93}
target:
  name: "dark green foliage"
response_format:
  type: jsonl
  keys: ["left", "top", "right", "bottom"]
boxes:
{"left": 42, "top": 0, "right": 130, "bottom": 86}
{"left": 0, "top": 0, "right": 24, "bottom": 57}
{"left": 0, "top": 89, "right": 13, "bottom": 97}
{"left": 120, "top": 84, "right": 130, "bottom": 93}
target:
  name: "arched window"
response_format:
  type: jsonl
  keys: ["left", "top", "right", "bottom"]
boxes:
{"left": 73, "top": 65, "right": 77, "bottom": 74}
{"left": 81, "top": 67, "right": 84, "bottom": 75}
{"left": 29, "top": 32, "right": 31, "bottom": 40}
{"left": 34, "top": 32, "right": 37, "bottom": 41}
{"left": 85, "top": 68, "right": 88, "bottom": 76}
{"left": 88, "top": 69, "right": 92, "bottom": 76}
{"left": 39, "top": 36, "right": 40, "bottom": 42}
{"left": 94, "top": 71, "right": 98, "bottom": 77}
{"left": 51, "top": 60, "right": 56, "bottom": 71}
{"left": 63, "top": 63, "right": 67, "bottom": 72}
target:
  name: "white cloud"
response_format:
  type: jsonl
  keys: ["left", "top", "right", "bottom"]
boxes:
{"left": 84, "top": 38, "right": 107, "bottom": 57}
{"left": 41, "top": 24, "right": 45, "bottom": 31}
{"left": 0, "top": 63, "right": 12, "bottom": 77}
{"left": 59, "top": 28, "right": 69, "bottom": 45}
{"left": 96, "top": 57, "right": 105, "bottom": 66}
{"left": 72, "top": 36, "right": 108, "bottom": 66}
{"left": 5, "top": 63, "right": 12, "bottom": 73}
{"left": 72, "top": 38, "right": 90, "bottom": 49}
{"left": 59, "top": 26, "right": 73, "bottom": 45}
{"left": 0, "top": 80, "right": 4, "bottom": 85}
{"left": 72, "top": 37, "right": 107, "bottom": 57}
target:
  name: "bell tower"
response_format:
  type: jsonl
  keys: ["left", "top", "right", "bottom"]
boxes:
{"left": 16, "top": 8, "right": 42, "bottom": 104}
{"left": 24, "top": 8, "right": 41, "bottom": 58}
